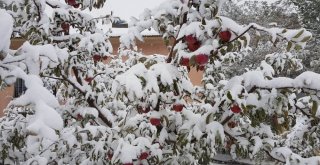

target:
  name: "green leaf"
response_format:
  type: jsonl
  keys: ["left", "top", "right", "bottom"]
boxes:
{"left": 189, "top": 55, "right": 196, "bottom": 66}
{"left": 286, "top": 41, "right": 293, "bottom": 51}
{"left": 311, "top": 101, "right": 318, "bottom": 117}
{"left": 201, "top": 18, "right": 206, "bottom": 25}
{"left": 227, "top": 43, "right": 233, "bottom": 52}
{"left": 173, "top": 80, "right": 180, "bottom": 96}
{"left": 206, "top": 113, "right": 212, "bottom": 124}
{"left": 227, "top": 91, "right": 233, "bottom": 101}
{"left": 240, "top": 36, "right": 247, "bottom": 47}
{"left": 294, "top": 44, "right": 302, "bottom": 51}
{"left": 161, "top": 115, "right": 169, "bottom": 126}
{"left": 300, "top": 36, "right": 312, "bottom": 42}
{"left": 293, "top": 29, "right": 304, "bottom": 39}
{"left": 220, "top": 49, "right": 226, "bottom": 55}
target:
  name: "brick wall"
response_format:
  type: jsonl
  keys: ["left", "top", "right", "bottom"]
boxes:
{"left": 0, "top": 37, "right": 203, "bottom": 115}
{"left": 0, "top": 38, "right": 26, "bottom": 115}
{"left": 110, "top": 36, "right": 203, "bottom": 85}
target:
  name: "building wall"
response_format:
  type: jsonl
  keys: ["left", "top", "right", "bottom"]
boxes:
{"left": 0, "top": 37, "right": 203, "bottom": 115}
{"left": 0, "top": 38, "right": 26, "bottom": 116}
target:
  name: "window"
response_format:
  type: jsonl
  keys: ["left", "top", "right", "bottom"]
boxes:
{"left": 14, "top": 78, "right": 27, "bottom": 98}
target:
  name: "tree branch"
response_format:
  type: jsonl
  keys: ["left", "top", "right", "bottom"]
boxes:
{"left": 32, "top": 0, "right": 41, "bottom": 22}
{"left": 210, "top": 25, "right": 254, "bottom": 58}
{"left": 61, "top": 74, "right": 113, "bottom": 127}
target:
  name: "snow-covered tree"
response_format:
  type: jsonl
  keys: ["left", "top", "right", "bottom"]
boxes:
{"left": 0, "top": 0, "right": 319, "bottom": 164}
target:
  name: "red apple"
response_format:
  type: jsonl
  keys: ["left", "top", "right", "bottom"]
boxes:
{"left": 231, "top": 104, "right": 241, "bottom": 113}
{"left": 198, "top": 65, "right": 205, "bottom": 71}
{"left": 107, "top": 152, "right": 113, "bottom": 160}
{"left": 219, "top": 31, "right": 232, "bottom": 42}
{"left": 187, "top": 41, "right": 201, "bottom": 52}
{"left": 150, "top": 117, "right": 161, "bottom": 126}
{"left": 185, "top": 35, "right": 201, "bottom": 52}
{"left": 139, "top": 152, "right": 149, "bottom": 160}
{"left": 61, "top": 22, "right": 70, "bottom": 35}
{"left": 76, "top": 114, "right": 83, "bottom": 120}
{"left": 66, "top": 0, "right": 77, "bottom": 6}
{"left": 180, "top": 57, "right": 190, "bottom": 66}
{"left": 73, "top": 4, "right": 80, "bottom": 8}
{"left": 195, "top": 54, "right": 209, "bottom": 66}
{"left": 172, "top": 103, "right": 184, "bottom": 112}
{"left": 227, "top": 121, "right": 236, "bottom": 128}
{"left": 84, "top": 77, "right": 94, "bottom": 83}
{"left": 93, "top": 55, "right": 102, "bottom": 62}
{"left": 185, "top": 35, "right": 198, "bottom": 44}
{"left": 144, "top": 107, "right": 151, "bottom": 113}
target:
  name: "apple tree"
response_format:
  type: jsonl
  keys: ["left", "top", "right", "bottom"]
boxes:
{"left": 0, "top": 0, "right": 319, "bottom": 164}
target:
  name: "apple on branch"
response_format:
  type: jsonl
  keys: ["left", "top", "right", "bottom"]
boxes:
{"left": 172, "top": 103, "right": 184, "bottom": 112}
{"left": 185, "top": 34, "right": 201, "bottom": 52}
{"left": 231, "top": 104, "right": 241, "bottom": 113}
{"left": 180, "top": 57, "right": 190, "bottom": 67}
{"left": 61, "top": 22, "right": 70, "bottom": 35}
{"left": 219, "top": 30, "right": 232, "bottom": 42}
{"left": 150, "top": 117, "right": 161, "bottom": 126}
{"left": 139, "top": 151, "right": 149, "bottom": 160}
{"left": 195, "top": 54, "right": 209, "bottom": 66}
{"left": 93, "top": 54, "right": 102, "bottom": 62}
{"left": 66, "top": 0, "right": 80, "bottom": 8}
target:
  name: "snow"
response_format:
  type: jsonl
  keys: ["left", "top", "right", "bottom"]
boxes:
{"left": 225, "top": 70, "right": 320, "bottom": 92}
{"left": 0, "top": 9, "right": 13, "bottom": 52}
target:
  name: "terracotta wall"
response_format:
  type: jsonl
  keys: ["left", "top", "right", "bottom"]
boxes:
{"left": 110, "top": 36, "right": 203, "bottom": 85}
{"left": 0, "top": 38, "right": 26, "bottom": 115}
{"left": 0, "top": 37, "right": 203, "bottom": 114}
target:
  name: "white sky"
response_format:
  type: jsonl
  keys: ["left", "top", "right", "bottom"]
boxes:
{"left": 91, "top": 0, "right": 167, "bottom": 21}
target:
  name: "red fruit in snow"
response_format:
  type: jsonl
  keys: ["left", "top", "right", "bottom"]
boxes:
{"left": 73, "top": 3, "right": 80, "bottom": 8}
{"left": 172, "top": 103, "right": 184, "bottom": 112}
{"left": 76, "top": 114, "right": 83, "bottom": 120}
{"left": 231, "top": 104, "right": 241, "bottom": 113}
{"left": 66, "top": 0, "right": 77, "bottom": 6}
{"left": 144, "top": 107, "right": 151, "bottom": 113}
{"left": 198, "top": 65, "right": 205, "bottom": 71}
{"left": 185, "top": 35, "right": 201, "bottom": 52}
{"left": 139, "top": 152, "right": 149, "bottom": 160}
{"left": 187, "top": 41, "right": 201, "bottom": 52}
{"left": 185, "top": 35, "right": 198, "bottom": 44}
{"left": 84, "top": 77, "right": 94, "bottom": 83}
{"left": 219, "top": 31, "right": 232, "bottom": 42}
{"left": 107, "top": 152, "right": 113, "bottom": 160}
{"left": 227, "top": 121, "right": 236, "bottom": 128}
{"left": 180, "top": 57, "right": 190, "bottom": 66}
{"left": 195, "top": 54, "right": 209, "bottom": 66}
{"left": 150, "top": 118, "right": 161, "bottom": 126}
{"left": 61, "top": 22, "right": 70, "bottom": 34}
{"left": 93, "top": 55, "right": 102, "bottom": 62}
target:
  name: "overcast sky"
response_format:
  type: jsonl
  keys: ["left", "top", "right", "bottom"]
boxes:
{"left": 90, "top": 0, "right": 167, "bottom": 21}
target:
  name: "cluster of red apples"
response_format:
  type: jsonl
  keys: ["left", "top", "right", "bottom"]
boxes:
{"left": 180, "top": 30, "right": 232, "bottom": 70}
{"left": 149, "top": 103, "right": 184, "bottom": 127}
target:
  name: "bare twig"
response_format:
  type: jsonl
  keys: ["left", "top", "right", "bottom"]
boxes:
{"left": 32, "top": 0, "right": 41, "bottom": 22}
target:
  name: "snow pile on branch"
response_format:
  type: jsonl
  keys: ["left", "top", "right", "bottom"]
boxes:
{"left": 0, "top": 9, "right": 13, "bottom": 53}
